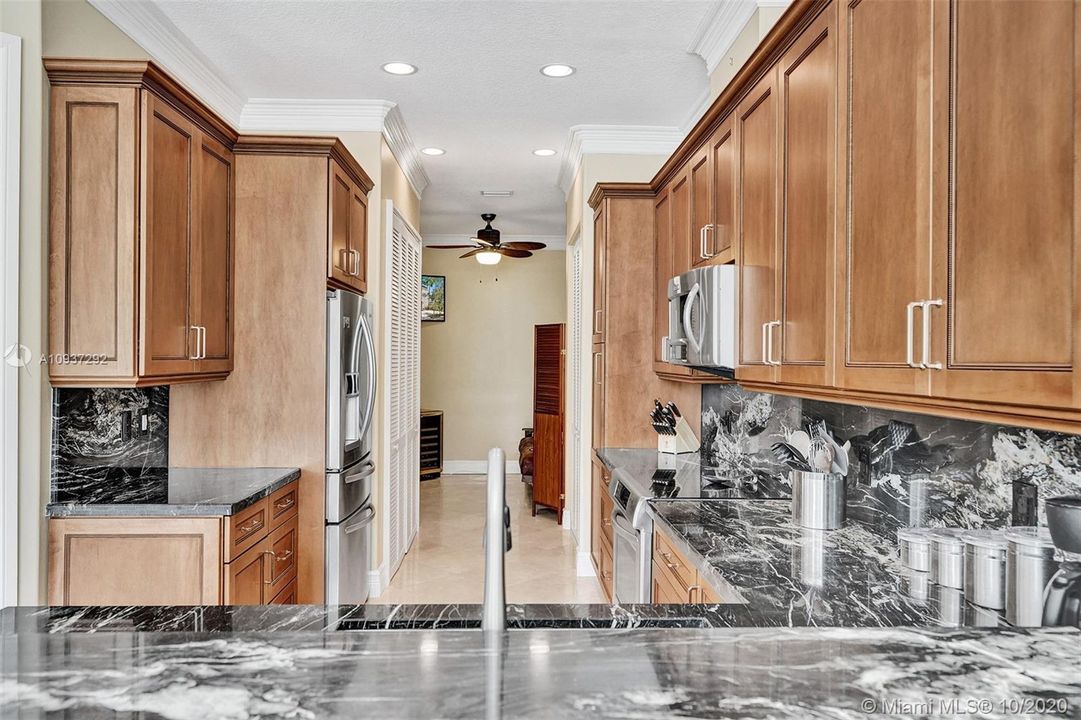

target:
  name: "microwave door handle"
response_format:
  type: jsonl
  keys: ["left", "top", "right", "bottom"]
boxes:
{"left": 682, "top": 283, "right": 702, "bottom": 355}
{"left": 356, "top": 311, "right": 378, "bottom": 445}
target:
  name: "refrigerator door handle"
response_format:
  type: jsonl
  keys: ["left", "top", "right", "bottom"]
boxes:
{"left": 344, "top": 506, "right": 376, "bottom": 534}
{"left": 344, "top": 462, "right": 376, "bottom": 484}
{"left": 356, "top": 311, "right": 378, "bottom": 446}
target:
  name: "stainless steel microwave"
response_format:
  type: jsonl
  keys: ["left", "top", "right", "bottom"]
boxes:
{"left": 664, "top": 265, "right": 736, "bottom": 374}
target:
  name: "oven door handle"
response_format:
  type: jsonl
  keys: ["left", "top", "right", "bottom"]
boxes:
{"left": 611, "top": 511, "right": 638, "bottom": 542}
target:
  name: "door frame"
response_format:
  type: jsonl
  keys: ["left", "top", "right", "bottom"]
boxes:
{"left": 1, "top": 32, "right": 21, "bottom": 607}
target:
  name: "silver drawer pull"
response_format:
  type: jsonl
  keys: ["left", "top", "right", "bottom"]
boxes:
{"left": 344, "top": 507, "right": 376, "bottom": 534}
{"left": 344, "top": 462, "right": 376, "bottom": 484}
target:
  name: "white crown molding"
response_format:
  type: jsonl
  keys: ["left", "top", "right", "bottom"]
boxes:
{"left": 688, "top": 0, "right": 759, "bottom": 76}
{"left": 87, "top": 2, "right": 430, "bottom": 198}
{"left": 88, "top": 0, "right": 246, "bottom": 125}
{"left": 680, "top": 86, "right": 713, "bottom": 134}
{"left": 424, "top": 234, "right": 566, "bottom": 250}
{"left": 382, "top": 106, "right": 431, "bottom": 198}
{"left": 239, "top": 98, "right": 394, "bottom": 133}
{"left": 557, "top": 125, "right": 683, "bottom": 193}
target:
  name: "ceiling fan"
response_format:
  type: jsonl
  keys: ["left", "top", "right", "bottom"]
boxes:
{"left": 429, "top": 214, "right": 546, "bottom": 264}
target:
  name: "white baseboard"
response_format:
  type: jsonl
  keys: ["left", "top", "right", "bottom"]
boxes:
{"left": 577, "top": 550, "right": 596, "bottom": 577}
{"left": 443, "top": 460, "right": 522, "bottom": 475}
{"left": 367, "top": 561, "right": 389, "bottom": 598}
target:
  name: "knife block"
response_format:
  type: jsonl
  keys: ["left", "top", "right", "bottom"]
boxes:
{"left": 658, "top": 416, "right": 699, "bottom": 455}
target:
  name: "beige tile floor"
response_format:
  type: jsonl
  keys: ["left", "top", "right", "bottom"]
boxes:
{"left": 373, "top": 474, "right": 606, "bottom": 604}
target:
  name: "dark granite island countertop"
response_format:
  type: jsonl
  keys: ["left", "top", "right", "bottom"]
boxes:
{"left": 46, "top": 467, "right": 301, "bottom": 518}
{"left": 1, "top": 619, "right": 1078, "bottom": 719}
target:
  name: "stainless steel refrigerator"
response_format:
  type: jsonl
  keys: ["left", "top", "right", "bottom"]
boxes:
{"left": 326, "top": 289, "right": 377, "bottom": 603}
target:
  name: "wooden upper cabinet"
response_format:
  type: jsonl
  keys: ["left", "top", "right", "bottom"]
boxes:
{"left": 592, "top": 341, "right": 605, "bottom": 447}
{"left": 928, "top": 0, "right": 1079, "bottom": 409}
{"left": 735, "top": 66, "right": 780, "bottom": 383}
{"left": 593, "top": 205, "right": 607, "bottom": 344}
{"left": 709, "top": 116, "right": 737, "bottom": 264}
{"left": 654, "top": 188, "right": 675, "bottom": 373}
{"left": 836, "top": 0, "right": 933, "bottom": 397}
{"left": 777, "top": 3, "right": 836, "bottom": 388}
{"left": 192, "top": 133, "right": 235, "bottom": 375}
{"left": 688, "top": 146, "right": 713, "bottom": 268}
{"left": 327, "top": 159, "right": 370, "bottom": 294}
{"left": 670, "top": 166, "right": 693, "bottom": 277}
{"left": 47, "top": 59, "right": 236, "bottom": 386}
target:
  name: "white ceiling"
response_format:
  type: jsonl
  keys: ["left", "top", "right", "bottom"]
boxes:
{"left": 143, "top": 0, "right": 723, "bottom": 237}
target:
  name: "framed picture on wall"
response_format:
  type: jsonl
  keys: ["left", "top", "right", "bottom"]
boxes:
{"left": 421, "top": 275, "right": 446, "bottom": 322}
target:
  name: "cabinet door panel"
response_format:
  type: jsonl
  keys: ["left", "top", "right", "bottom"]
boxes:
{"left": 670, "top": 170, "right": 692, "bottom": 276}
{"left": 193, "top": 133, "right": 233, "bottom": 373}
{"left": 710, "top": 117, "right": 736, "bottom": 262}
{"left": 736, "top": 69, "right": 779, "bottom": 382}
{"left": 689, "top": 147, "right": 713, "bottom": 268}
{"left": 837, "top": 0, "right": 932, "bottom": 396}
{"left": 779, "top": 6, "right": 836, "bottom": 387}
{"left": 591, "top": 343, "right": 605, "bottom": 448}
{"left": 48, "top": 86, "right": 138, "bottom": 382}
{"left": 141, "top": 94, "right": 196, "bottom": 377}
{"left": 225, "top": 540, "right": 268, "bottom": 605}
{"left": 328, "top": 161, "right": 353, "bottom": 286}
{"left": 348, "top": 182, "right": 369, "bottom": 293}
{"left": 930, "top": 0, "right": 1078, "bottom": 408}
{"left": 593, "top": 205, "right": 606, "bottom": 344}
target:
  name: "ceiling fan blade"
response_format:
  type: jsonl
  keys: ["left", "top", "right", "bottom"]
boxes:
{"left": 501, "top": 241, "right": 547, "bottom": 251}
{"left": 429, "top": 244, "right": 479, "bottom": 249}
{"left": 459, "top": 248, "right": 486, "bottom": 258}
{"left": 473, "top": 237, "right": 497, "bottom": 247}
{"left": 496, "top": 247, "right": 532, "bottom": 258}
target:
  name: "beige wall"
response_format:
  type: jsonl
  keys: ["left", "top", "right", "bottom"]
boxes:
{"left": 708, "top": 6, "right": 786, "bottom": 100}
{"left": 42, "top": 0, "right": 146, "bottom": 59}
{"left": 420, "top": 248, "right": 566, "bottom": 464}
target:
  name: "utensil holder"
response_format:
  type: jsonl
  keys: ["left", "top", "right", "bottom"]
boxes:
{"left": 790, "top": 471, "right": 846, "bottom": 530}
{"left": 658, "top": 416, "right": 699, "bottom": 455}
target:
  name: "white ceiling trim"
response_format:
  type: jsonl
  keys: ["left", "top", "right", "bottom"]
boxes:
{"left": 557, "top": 125, "right": 684, "bottom": 193}
{"left": 425, "top": 234, "right": 566, "bottom": 251}
{"left": 88, "top": 0, "right": 247, "bottom": 125}
{"left": 687, "top": 0, "right": 759, "bottom": 76}
{"left": 239, "top": 99, "right": 431, "bottom": 197}
{"left": 88, "top": 1, "right": 430, "bottom": 198}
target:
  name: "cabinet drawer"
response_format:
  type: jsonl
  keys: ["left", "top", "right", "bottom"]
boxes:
{"left": 266, "top": 514, "right": 299, "bottom": 599}
{"left": 268, "top": 481, "right": 299, "bottom": 529}
{"left": 652, "top": 559, "right": 690, "bottom": 604}
{"left": 224, "top": 540, "right": 268, "bottom": 605}
{"left": 225, "top": 499, "right": 270, "bottom": 561}
{"left": 270, "top": 578, "right": 298, "bottom": 605}
{"left": 653, "top": 530, "right": 696, "bottom": 591}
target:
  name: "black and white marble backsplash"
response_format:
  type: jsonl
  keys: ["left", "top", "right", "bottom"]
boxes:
{"left": 701, "top": 384, "right": 1081, "bottom": 530}
{"left": 51, "top": 387, "right": 169, "bottom": 503}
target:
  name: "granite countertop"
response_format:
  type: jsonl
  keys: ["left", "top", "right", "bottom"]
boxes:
{"left": 46, "top": 467, "right": 301, "bottom": 518}
{"left": 1, "top": 614, "right": 1078, "bottom": 719}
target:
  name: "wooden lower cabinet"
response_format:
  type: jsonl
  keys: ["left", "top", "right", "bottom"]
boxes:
{"left": 590, "top": 456, "right": 614, "bottom": 601}
{"left": 48, "top": 480, "right": 300, "bottom": 606}
{"left": 651, "top": 526, "right": 742, "bottom": 604}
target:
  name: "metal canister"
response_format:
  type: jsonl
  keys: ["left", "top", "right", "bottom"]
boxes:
{"left": 790, "top": 471, "right": 846, "bottom": 530}
{"left": 962, "top": 529, "right": 1009, "bottom": 610}
{"left": 897, "top": 527, "right": 933, "bottom": 572}
{"left": 929, "top": 528, "right": 966, "bottom": 589}
{"left": 1005, "top": 527, "right": 1058, "bottom": 627}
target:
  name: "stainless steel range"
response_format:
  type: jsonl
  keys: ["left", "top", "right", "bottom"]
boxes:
{"left": 607, "top": 457, "right": 789, "bottom": 604}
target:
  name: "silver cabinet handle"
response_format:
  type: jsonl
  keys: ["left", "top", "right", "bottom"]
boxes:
{"left": 761, "top": 322, "right": 769, "bottom": 365}
{"left": 190, "top": 326, "right": 206, "bottom": 360}
{"left": 189, "top": 326, "right": 200, "bottom": 360}
{"left": 349, "top": 249, "right": 361, "bottom": 277}
{"left": 699, "top": 226, "right": 708, "bottom": 259}
{"left": 594, "top": 350, "right": 603, "bottom": 385}
{"left": 594, "top": 308, "right": 603, "bottom": 335}
{"left": 200, "top": 326, "right": 207, "bottom": 360}
{"left": 703, "top": 224, "right": 715, "bottom": 258}
{"left": 921, "top": 299, "right": 943, "bottom": 370}
{"left": 767, "top": 320, "right": 781, "bottom": 366}
{"left": 906, "top": 302, "right": 925, "bottom": 369}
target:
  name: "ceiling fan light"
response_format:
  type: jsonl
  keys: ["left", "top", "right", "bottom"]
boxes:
{"left": 475, "top": 250, "right": 502, "bottom": 265}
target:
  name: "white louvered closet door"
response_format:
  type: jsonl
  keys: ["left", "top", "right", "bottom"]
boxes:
{"left": 385, "top": 203, "right": 422, "bottom": 579}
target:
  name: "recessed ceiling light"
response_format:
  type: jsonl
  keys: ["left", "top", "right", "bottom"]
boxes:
{"left": 540, "top": 63, "right": 575, "bottom": 78}
{"left": 480, "top": 190, "right": 514, "bottom": 197}
{"left": 532, "top": 148, "right": 557, "bottom": 157}
{"left": 382, "top": 62, "right": 417, "bottom": 75}
{"left": 421, "top": 147, "right": 445, "bottom": 156}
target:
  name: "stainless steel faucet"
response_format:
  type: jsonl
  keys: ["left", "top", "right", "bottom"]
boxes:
{"left": 482, "top": 447, "right": 511, "bottom": 632}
